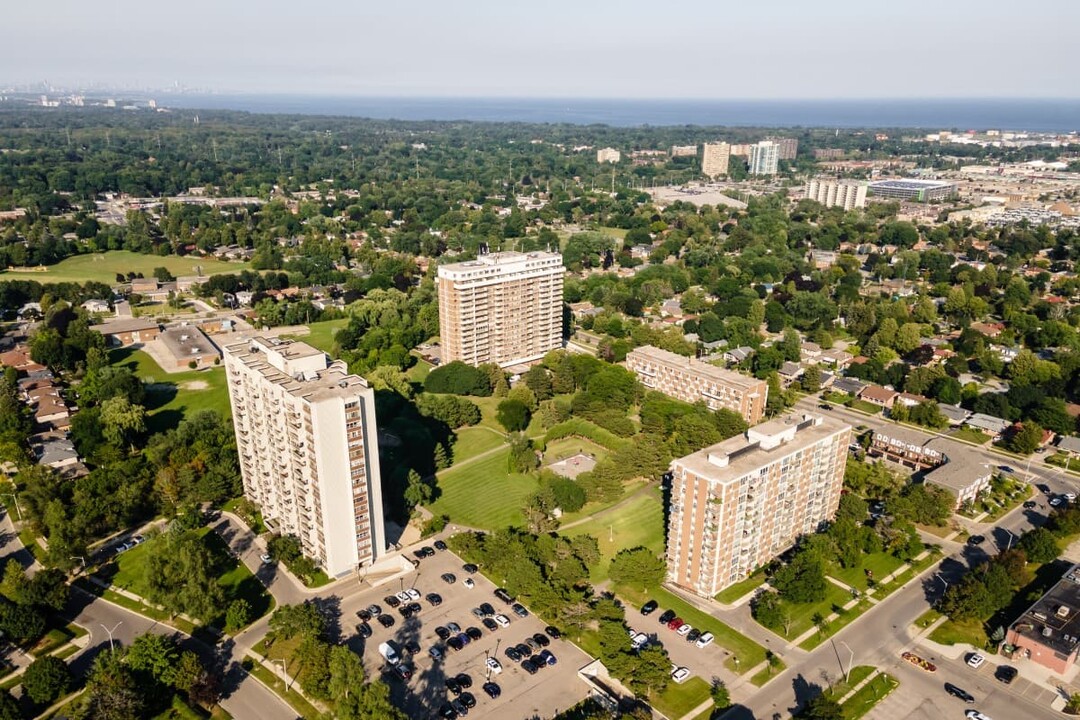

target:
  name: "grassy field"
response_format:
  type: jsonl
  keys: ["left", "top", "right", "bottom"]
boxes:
{"left": 3, "top": 250, "right": 247, "bottom": 285}
{"left": 284, "top": 318, "right": 349, "bottom": 356}
{"left": 109, "top": 347, "right": 230, "bottom": 432}
{"left": 449, "top": 426, "right": 506, "bottom": 464}
{"left": 928, "top": 617, "right": 988, "bottom": 649}
{"left": 715, "top": 571, "right": 767, "bottom": 605}
{"left": 829, "top": 552, "right": 906, "bottom": 591}
{"left": 952, "top": 427, "right": 991, "bottom": 445}
{"left": 648, "top": 676, "right": 711, "bottom": 719}
{"left": 430, "top": 449, "right": 540, "bottom": 529}
{"left": 615, "top": 583, "right": 767, "bottom": 674}
{"left": 798, "top": 599, "right": 873, "bottom": 651}
{"left": 562, "top": 490, "right": 665, "bottom": 583}
{"left": 108, "top": 528, "right": 272, "bottom": 629}
{"left": 756, "top": 583, "right": 854, "bottom": 640}
{"left": 543, "top": 437, "right": 610, "bottom": 464}
{"left": 556, "top": 478, "right": 648, "bottom": 527}
{"left": 407, "top": 359, "right": 433, "bottom": 384}
{"left": 841, "top": 671, "right": 899, "bottom": 719}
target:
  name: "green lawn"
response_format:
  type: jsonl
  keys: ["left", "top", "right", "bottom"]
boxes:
{"left": 2, "top": 250, "right": 247, "bottom": 285}
{"left": 430, "top": 449, "right": 540, "bottom": 529}
{"left": 449, "top": 426, "right": 507, "bottom": 464}
{"left": 108, "top": 527, "right": 272, "bottom": 629}
{"left": 648, "top": 676, "right": 711, "bottom": 719}
{"left": 109, "top": 347, "right": 230, "bottom": 432}
{"left": 798, "top": 599, "right": 872, "bottom": 651}
{"left": 556, "top": 478, "right": 648, "bottom": 527}
{"left": 406, "top": 359, "right": 433, "bottom": 384}
{"left": 285, "top": 318, "right": 348, "bottom": 356}
{"left": 829, "top": 552, "right": 906, "bottom": 591}
{"left": 755, "top": 583, "right": 853, "bottom": 640}
{"left": 750, "top": 658, "right": 787, "bottom": 687}
{"left": 615, "top": 584, "right": 767, "bottom": 674}
{"left": 841, "top": 672, "right": 898, "bottom": 719}
{"left": 952, "top": 427, "right": 991, "bottom": 445}
{"left": 848, "top": 399, "right": 883, "bottom": 415}
{"left": 242, "top": 656, "right": 321, "bottom": 720}
{"left": 715, "top": 571, "right": 767, "bottom": 605}
{"left": 562, "top": 490, "right": 665, "bottom": 583}
{"left": 914, "top": 608, "right": 942, "bottom": 630}
{"left": 543, "top": 437, "right": 610, "bottom": 465}
{"left": 928, "top": 617, "right": 988, "bottom": 649}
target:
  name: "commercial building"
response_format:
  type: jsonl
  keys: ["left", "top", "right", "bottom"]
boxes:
{"left": 868, "top": 179, "right": 957, "bottom": 202}
{"left": 437, "top": 251, "right": 564, "bottom": 368}
{"left": 667, "top": 413, "right": 850, "bottom": 596}
{"left": 89, "top": 317, "right": 161, "bottom": 347}
{"left": 1006, "top": 564, "right": 1080, "bottom": 674}
{"left": 157, "top": 326, "right": 221, "bottom": 369}
{"left": 805, "top": 179, "right": 868, "bottom": 210}
{"left": 223, "top": 336, "right": 385, "bottom": 578}
{"left": 597, "top": 148, "right": 621, "bottom": 164}
{"left": 625, "top": 345, "right": 768, "bottom": 425}
{"left": 701, "top": 142, "right": 731, "bottom": 178}
{"left": 749, "top": 141, "right": 780, "bottom": 176}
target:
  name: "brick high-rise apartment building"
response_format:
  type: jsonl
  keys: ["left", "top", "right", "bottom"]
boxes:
{"left": 667, "top": 413, "right": 850, "bottom": 596}
{"left": 437, "top": 251, "right": 564, "bottom": 368}
{"left": 625, "top": 345, "right": 768, "bottom": 425}
{"left": 223, "top": 336, "right": 385, "bottom": 578}
{"left": 701, "top": 142, "right": 731, "bottom": 178}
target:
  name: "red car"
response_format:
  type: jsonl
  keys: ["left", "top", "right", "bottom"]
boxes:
{"left": 668, "top": 618, "right": 684, "bottom": 631}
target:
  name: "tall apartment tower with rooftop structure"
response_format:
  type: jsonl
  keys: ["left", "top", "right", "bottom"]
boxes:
{"left": 437, "top": 250, "right": 564, "bottom": 368}
{"left": 223, "top": 336, "right": 385, "bottom": 578}
{"left": 701, "top": 142, "right": 731, "bottom": 178}
{"left": 625, "top": 345, "right": 768, "bottom": 425}
{"left": 749, "top": 140, "right": 780, "bottom": 176}
{"left": 666, "top": 413, "right": 850, "bottom": 596}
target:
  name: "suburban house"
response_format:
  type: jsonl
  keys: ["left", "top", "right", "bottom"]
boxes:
{"left": 858, "top": 384, "right": 899, "bottom": 410}
{"left": 868, "top": 429, "right": 992, "bottom": 509}
{"left": 938, "top": 404, "right": 972, "bottom": 426}
{"left": 965, "top": 412, "right": 1011, "bottom": 439}
{"left": 896, "top": 392, "right": 930, "bottom": 408}
{"left": 832, "top": 377, "right": 866, "bottom": 396}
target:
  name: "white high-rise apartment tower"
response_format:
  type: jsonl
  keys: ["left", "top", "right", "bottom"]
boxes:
{"left": 701, "top": 142, "right": 731, "bottom": 178}
{"left": 749, "top": 140, "right": 780, "bottom": 176}
{"left": 223, "top": 336, "right": 385, "bottom": 578}
{"left": 805, "top": 179, "right": 868, "bottom": 210}
{"left": 437, "top": 250, "right": 564, "bottom": 367}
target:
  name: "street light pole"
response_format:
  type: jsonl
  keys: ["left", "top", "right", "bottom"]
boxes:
{"left": 100, "top": 621, "right": 123, "bottom": 652}
{"left": 1, "top": 493, "right": 21, "bottom": 521}
{"left": 838, "top": 641, "right": 854, "bottom": 683}
{"left": 70, "top": 556, "right": 86, "bottom": 575}
{"left": 935, "top": 573, "right": 948, "bottom": 592}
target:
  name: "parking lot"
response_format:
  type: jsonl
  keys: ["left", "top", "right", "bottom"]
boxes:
{"left": 339, "top": 546, "right": 592, "bottom": 719}
{"left": 622, "top": 597, "right": 737, "bottom": 689}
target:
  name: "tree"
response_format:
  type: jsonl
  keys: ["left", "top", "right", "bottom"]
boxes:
{"left": 424, "top": 361, "right": 491, "bottom": 396}
{"left": 523, "top": 366, "right": 554, "bottom": 401}
{"left": 225, "top": 598, "right": 253, "bottom": 633}
{"left": 0, "top": 690, "right": 19, "bottom": 720}
{"left": 751, "top": 591, "right": 784, "bottom": 629}
{"left": 773, "top": 551, "right": 827, "bottom": 604}
{"left": 800, "top": 693, "right": 844, "bottom": 720}
{"left": 22, "top": 655, "right": 71, "bottom": 705}
{"left": 711, "top": 679, "right": 731, "bottom": 710}
{"left": 83, "top": 650, "right": 144, "bottom": 720}
{"left": 125, "top": 633, "right": 180, "bottom": 687}
{"left": 1018, "top": 527, "right": 1059, "bottom": 564}
{"left": 1005, "top": 421, "right": 1044, "bottom": 455}
{"left": 496, "top": 399, "right": 530, "bottom": 432}
{"left": 269, "top": 602, "right": 326, "bottom": 640}
{"left": 99, "top": 396, "right": 147, "bottom": 449}
{"left": 144, "top": 530, "right": 225, "bottom": 622}
{"left": 508, "top": 434, "right": 539, "bottom": 473}
{"left": 403, "top": 469, "right": 433, "bottom": 509}
{"left": 608, "top": 547, "right": 665, "bottom": 590}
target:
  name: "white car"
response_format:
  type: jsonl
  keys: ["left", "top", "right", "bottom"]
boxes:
{"left": 632, "top": 632, "right": 649, "bottom": 649}
{"left": 1050, "top": 497, "right": 1065, "bottom": 507}
{"left": 671, "top": 666, "right": 691, "bottom": 683}
{"left": 695, "top": 632, "right": 714, "bottom": 649}
{"left": 676, "top": 623, "right": 693, "bottom": 636}
{"left": 259, "top": 554, "right": 273, "bottom": 564}
{"left": 405, "top": 588, "right": 421, "bottom": 601}
{"left": 967, "top": 653, "right": 985, "bottom": 669}
{"left": 463, "top": 578, "right": 475, "bottom": 589}
{"left": 494, "top": 614, "right": 510, "bottom": 628}
{"left": 485, "top": 657, "right": 502, "bottom": 674}
{"left": 964, "top": 711, "right": 991, "bottom": 720}
{"left": 1067, "top": 493, "right": 1078, "bottom": 502}
{"left": 395, "top": 591, "right": 411, "bottom": 604}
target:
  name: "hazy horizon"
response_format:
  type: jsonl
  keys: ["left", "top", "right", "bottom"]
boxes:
{"left": 3, "top": 0, "right": 1078, "bottom": 100}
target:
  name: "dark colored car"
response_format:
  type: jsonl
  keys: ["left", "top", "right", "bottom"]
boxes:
{"left": 442, "top": 573, "right": 457, "bottom": 584}
{"left": 512, "top": 603, "right": 529, "bottom": 618}
{"left": 463, "top": 563, "right": 479, "bottom": 574}
{"left": 377, "top": 614, "right": 395, "bottom": 628}
{"left": 356, "top": 608, "right": 372, "bottom": 621}
{"left": 482, "top": 681, "right": 501, "bottom": 699}
{"left": 1023, "top": 500, "right": 1037, "bottom": 509}
{"left": 945, "top": 683, "right": 975, "bottom": 703}
{"left": 429, "top": 645, "right": 444, "bottom": 661}
{"left": 384, "top": 595, "right": 401, "bottom": 608}
{"left": 641, "top": 599, "right": 659, "bottom": 616}
{"left": 394, "top": 664, "right": 413, "bottom": 681}
{"left": 538, "top": 649, "right": 556, "bottom": 666}
{"left": 686, "top": 629, "right": 701, "bottom": 643}
{"left": 435, "top": 626, "right": 451, "bottom": 640}
{"left": 465, "top": 626, "right": 483, "bottom": 641}
{"left": 995, "top": 665, "right": 1018, "bottom": 684}
{"left": 658, "top": 609, "right": 676, "bottom": 625}
{"left": 356, "top": 621, "right": 372, "bottom": 638}
{"left": 460, "top": 691, "right": 476, "bottom": 709}
{"left": 494, "top": 588, "right": 513, "bottom": 604}
{"left": 427, "top": 593, "right": 443, "bottom": 606}
{"left": 450, "top": 699, "right": 467, "bottom": 717}
{"left": 434, "top": 540, "right": 448, "bottom": 551}
{"left": 545, "top": 625, "right": 561, "bottom": 639}
{"left": 505, "top": 646, "right": 521, "bottom": 662}
{"left": 439, "top": 702, "right": 458, "bottom": 720}
{"left": 398, "top": 605, "right": 414, "bottom": 619}
{"left": 525, "top": 637, "right": 540, "bottom": 651}
{"left": 445, "top": 677, "right": 462, "bottom": 695}
{"left": 456, "top": 632, "right": 471, "bottom": 647}
{"left": 447, "top": 636, "right": 464, "bottom": 651}
{"left": 479, "top": 602, "right": 496, "bottom": 616}
{"left": 482, "top": 618, "right": 498, "bottom": 631}
{"left": 515, "top": 643, "right": 532, "bottom": 658}
{"left": 455, "top": 673, "right": 473, "bottom": 689}
{"left": 407, "top": 602, "right": 422, "bottom": 614}
{"left": 532, "top": 632, "right": 550, "bottom": 648}
{"left": 967, "top": 535, "right": 986, "bottom": 546}
{"left": 521, "top": 659, "right": 538, "bottom": 674}
{"left": 405, "top": 640, "right": 421, "bottom": 654}
{"left": 420, "top": 545, "right": 436, "bottom": 557}
{"left": 412, "top": 549, "right": 426, "bottom": 560}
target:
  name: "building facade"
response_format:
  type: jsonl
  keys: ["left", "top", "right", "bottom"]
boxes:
{"left": 868, "top": 179, "right": 957, "bottom": 202}
{"left": 625, "top": 345, "right": 768, "bottom": 425}
{"left": 597, "top": 148, "right": 621, "bottom": 164}
{"left": 1006, "top": 564, "right": 1080, "bottom": 674}
{"left": 667, "top": 413, "right": 851, "bottom": 596}
{"left": 749, "top": 141, "right": 780, "bottom": 176}
{"left": 805, "top": 179, "right": 868, "bottom": 210}
{"left": 701, "top": 142, "right": 731, "bottom": 178}
{"left": 223, "top": 336, "right": 385, "bottom": 578}
{"left": 437, "top": 251, "right": 564, "bottom": 368}
{"left": 768, "top": 137, "right": 799, "bottom": 161}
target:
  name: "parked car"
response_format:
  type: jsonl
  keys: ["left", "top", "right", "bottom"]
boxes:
{"left": 463, "top": 563, "right": 479, "bottom": 574}
{"left": 426, "top": 593, "right": 443, "bottom": 606}
{"left": 384, "top": 595, "right": 401, "bottom": 608}
{"left": 945, "top": 683, "right": 975, "bottom": 703}
{"left": 532, "top": 632, "right": 550, "bottom": 647}
{"left": 450, "top": 699, "right": 467, "bottom": 717}
{"left": 966, "top": 653, "right": 985, "bottom": 669}
{"left": 671, "top": 666, "right": 691, "bottom": 683}
{"left": 429, "top": 645, "right": 444, "bottom": 661}
{"left": 455, "top": 673, "right": 473, "bottom": 689}
{"left": 494, "top": 588, "right": 514, "bottom": 604}
{"left": 463, "top": 578, "right": 474, "bottom": 589}
{"left": 512, "top": 603, "right": 529, "bottom": 618}
{"left": 445, "top": 677, "right": 462, "bottom": 695}
{"left": 504, "top": 646, "right": 521, "bottom": 662}
{"left": 394, "top": 663, "right": 412, "bottom": 681}
{"left": 404, "top": 640, "right": 421, "bottom": 655}
{"left": 538, "top": 649, "right": 556, "bottom": 666}
{"left": 419, "top": 546, "right": 436, "bottom": 557}
{"left": 966, "top": 535, "right": 985, "bottom": 546}
{"left": 441, "top": 573, "right": 457, "bottom": 584}
{"left": 482, "top": 681, "right": 501, "bottom": 699}
{"left": 641, "top": 599, "right": 658, "bottom": 616}
{"left": 545, "top": 625, "right": 561, "bottom": 639}
{"left": 434, "top": 540, "right": 448, "bottom": 551}
{"left": 485, "top": 657, "right": 502, "bottom": 674}
{"left": 447, "top": 636, "right": 464, "bottom": 651}
{"left": 435, "top": 626, "right": 451, "bottom": 640}
{"left": 677, "top": 623, "right": 693, "bottom": 636}
{"left": 696, "top": 632, "right": 714, "bottom": 649}
{"left": 686, "top": 628, "right": 701, "bottom": 643}
{"left": 494, "top": 614, "right": 510, "bottom": 628}
{"left": 356, "top": 621, "right": 372, "bottom": 638}
{"left": 447, "top": 622, "right": 461, "bottom": 634}
{"left": 459, "top": 691, "right": 476, "bottom": 709}
{"left": 365, "top": 603, "right": 382, "bottom": 616}
{"left": 439, "top": 702, "right": 458, "bottom": 720}
{"left": 405, "top": 589, "right": 421, "bottom": 601}
{"left": 1050, "top": 496, "right": 1065, "bottom": 507}
{"left": 481, "top": 618, "right": 497, "bottom": 632}
{"left": 377, "top": 614, "right": 395, "bottom": 628}
{"left": 479, "top": 602, "right": 495, "bottom": 616}
{"left": 465, "top": 626, "right": 483, "bottom": 641}
{"left": 658, "top": 610, "right": 676, "bottom": 625}
{"left": 965, "top": 711, "right": 992, "bottom": 720}
{"left": 995, "top": 665, "right": 1017, "bottom": 684}
{"left": 356, "top": 608, "right": 372, "bottom": 621}
{"left": 259, "top": 553, "right": 273, "bottom": 563}
{"left": 521, "top": 659, "right": 538, "bottom": 674}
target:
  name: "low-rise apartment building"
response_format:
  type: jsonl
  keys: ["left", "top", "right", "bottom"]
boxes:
{"left": 625, "top": 345, "right": 768, "bottom": 425}
{"left": 1006, "top": 564, "right": 1080, "bottom": 674}
{"left": 667, "top": 413, "right": 851, "bottom": 596}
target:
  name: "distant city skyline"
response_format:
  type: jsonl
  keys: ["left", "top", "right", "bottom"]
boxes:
{"left": 3, "top": 0, "right": 1078, "bottom": 100}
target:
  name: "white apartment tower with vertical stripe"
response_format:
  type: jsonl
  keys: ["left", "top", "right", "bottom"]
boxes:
{"left": 437, "top": 250, "right": 565, "bottom": 368}
{"left": 223, "top": 336, "right": 385, "bottom": 578}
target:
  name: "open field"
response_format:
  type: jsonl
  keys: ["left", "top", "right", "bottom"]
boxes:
{"left": 754, "top": 582, "right": 853, "bottom": 641}
{"left": 562, "top": 489, "right": 665, "bottom": 583}
{"left": 648, "top": 676, "right": 711, "bottom": 719}
{"left": 3, "top": 251, "right": 247, "bottom": 285}
{"left": 449, "top": 425, "right": 506, "bottom": 464}
{"left": 285, "top": 318, "right": 348, "bottom": 356}
{"left": 430, "top": 449, "right": 540, "bottom": 529}
{"left": 829, "top": 552, "right": 906, "bottom": 591}
{"left": 110, "top": 347, "right": 230, "bottom": 431}
{"left": 715, "top": 571, "right": 767, "bottom": 604}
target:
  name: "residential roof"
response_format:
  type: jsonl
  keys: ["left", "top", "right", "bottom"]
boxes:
{"left": 966, "top": 413, "right": 1010, "bottom": 434}
{"left": 923, "top": 441, "right": 993, "bottom": 493}
{"left": 875, "top": 425, "right": 935, "bottom": 449}
{"left": 779, "top": 361, "right": 803, "bottom": 377}
{"left": 938, "top": 404, "right": 972, "bottom": 423}
{"left": 832, "top": 377, "right": 867, "bottom": 395}
{"left": 626, "top": 345, "right": 765, "bottom": 392}
{"left": 89, "top": 317, "right": 160, "bottom": 335}
{"left": 859, "top": 385, "right": 899, "bottom": 403}
{"left": 1057, "top": 436, "right": 1080, "bottom": 454}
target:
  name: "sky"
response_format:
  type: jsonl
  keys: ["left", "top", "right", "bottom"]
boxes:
{"left": 4, "top": 0, "right": 1078, "bottom": 98}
